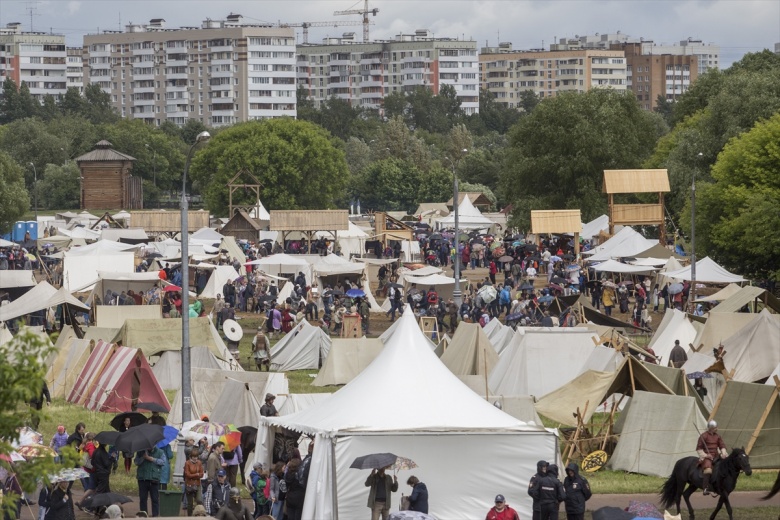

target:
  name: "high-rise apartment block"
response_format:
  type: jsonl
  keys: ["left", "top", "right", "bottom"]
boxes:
{"left": 479, "top": 42, "right": 627, "bottom": 108}
{"left": 296, "top": 30, "right": 479, "bottom": 114}
{"left": 0, "top": 23, "right": 67, "bottom": 101}
{"left": 67, "top": 47, "right": 84, "bottom": 93}
{"left": 82, "top": 15, "right": 296, "bottom": 127}
{"left": 554, "top": 33, "right": 719, "bottom": 74}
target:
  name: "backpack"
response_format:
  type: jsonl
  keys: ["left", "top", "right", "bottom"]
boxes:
{"left": 263, "top": 476, "right": 271, "bottom": 500}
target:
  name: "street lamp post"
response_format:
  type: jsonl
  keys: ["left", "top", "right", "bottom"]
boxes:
{"left": 450, "top": 149, "right": 468, "bottom": 307}
{"left": 689, "top": 152, "right": 703, "bottom": 312}
{"left": 180, "top": 131, "right": 210, "bottom": 424}
{"left": 28, "top": 163, "right": 38, "bottom": 221}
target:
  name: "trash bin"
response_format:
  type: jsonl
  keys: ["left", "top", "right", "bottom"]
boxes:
{"left": 158, "top": 489, "right": 183, "bottom": 517}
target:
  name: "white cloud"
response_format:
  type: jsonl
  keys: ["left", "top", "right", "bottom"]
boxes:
{"left": 67, "top": 1, "right": 82, "bottom": 15}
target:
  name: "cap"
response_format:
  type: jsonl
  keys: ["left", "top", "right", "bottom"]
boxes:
{"left": 229, "top": 487, "right": 240, "bottom": 497}
{"left": 265, "top": 393, "right": 275, "bottom": 401}
{"left": 57, "top": 425, "right": 65, "bottom": 433}
{"left": 495, "top": 494, "right": 505, "bottom": 503}
{"left": 253, "top": 461, "right": 264, "bottom": 470}
{"left": 217, "top": 469, "right": 227, "bottom": 477}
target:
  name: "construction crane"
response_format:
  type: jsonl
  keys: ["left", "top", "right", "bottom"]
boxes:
{"left": 277, "top": 20, "right": 371, "bottom": 44}
{"left": 334, "top": 0, "right": 379, "bottom": 42}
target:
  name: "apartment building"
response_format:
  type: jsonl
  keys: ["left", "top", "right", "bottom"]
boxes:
{"left": 296, "top": 30, "right": 479, "bottom": 115}
{"left": 613, "top": 42, "right": 698, "bottom": 111}
{"left": 555, "top": 33, "right": 719, "bottom": 74}
{"left": 0, "top": 23, "right": 67, "bottom": 101}
{"left": 479, "top": 42, "right": 627, "bottom": 109}
{"left": 82, "top": 15, "right": 296, "bottom": 127}
{"left": 67, "top": 47, "right": 84, "bottom": 93}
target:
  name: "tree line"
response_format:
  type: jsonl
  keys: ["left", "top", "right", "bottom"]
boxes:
{"left": 0, "top": 49, "right": 779, "bottom": 279}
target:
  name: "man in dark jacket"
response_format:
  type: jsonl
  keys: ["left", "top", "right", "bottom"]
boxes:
{"left": 365, "top": 467, "right": 398, "bottom": 520}
{"left": 563, "top": 463, "right": 591, "bottom": 520}
{"left": 527, "top": 460, "right": 548, "bottom": 520}
{"left": 531, "top": 463, "right": 565, "bottom": 520}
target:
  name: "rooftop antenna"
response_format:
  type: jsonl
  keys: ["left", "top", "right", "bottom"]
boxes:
{"left": 25, "top": 0, "right": 40, "bottom": 32}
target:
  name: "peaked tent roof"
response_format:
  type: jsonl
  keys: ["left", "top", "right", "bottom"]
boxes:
{"left": 580, "top": 214, "right": 610, "bottom": 240}
{"left": 646, "top": 309, "right": 697, "bottom": 365}
{"left": 250, "top": 201, "right": 271, "bottom": 221}
{"left": 695, "top": 283, "right": 742, "bottom": 303}
{"left": 265, "top": 306, "right": 540, "bottom": 434}
{"left": 0, "top": 281, "right": 89, "bottom": 322}
{"left": 436, "top": 195, "right": 495, "bottom": 230}
{"left": 586, "top": 227, "right": 658, "bottom": 262}
{"left": 534, "top": 356, "right": 677, "bottom": 426}
{"left": 711, "top": 380, "right": 780, "bottom": 469}
{"left": 312, "top": 337, "right": 384, "bottom": 387}
{"left": 190, "top": 227, "right": 224, "bottom": 242}
{"left": 208, "top": 379, "right": 263, "bottom": 427}
{"left": 200, "top": 265, "right": 241, "bottom": 299}
{"left": 489, "top": 329, "right": 601, "bottom": 398}
{"left": 643, "top": 362, "right": 709, "bottom": 417}
{"left": 608, "top": 391, "right": 706, "bottom": 477}
{"left": 664, "top": 256, "right": 746, "bottom": 284}
{"left": 47, "top": 336, "right": 93, "bottom": 399}
{"left": 593, "top": 259, "right": 660, "bottom": 275}
{"left": 270, "top": 320, "right": 331, "bottom": 371}
{"left": 691, "top": 312, "right": 769, "bottom": 352}
{"left": 278, "top": 394, "right": 332, "bottom": 416}
{"left": 116, "top": 317, "right": 235, "bottom": 362}
{"left": 440, "top": 323, "right": 499, "bottom": 376}
{"left": 719, "top": 309, "right": 780, "bottom": 383}
{"left": 709, "top": 286, "right": 780, "bottom": 314}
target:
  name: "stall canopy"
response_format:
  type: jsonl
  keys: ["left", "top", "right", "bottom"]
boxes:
{"left": 87, "top": 271, "right": 162, "bottom": 304}
{"left": 664, "top": 256, "right": 746, "bottom": 284}
{"left": 63, "top": 240, "right": 137, "bottom": 291}
{"left": 585, "top": 227, "right": 658, "bottom": 262}
{"left": 254, "top": 306, "right": 556, "bottom": 520}
{"left": 0, "top": 281, "right": 89, "bottom": 322}
{"left": 695, "top": 283, "right": 742, "bottom": 303}
{"left": 592, "top": 259, "right": 660, "bottom": 275}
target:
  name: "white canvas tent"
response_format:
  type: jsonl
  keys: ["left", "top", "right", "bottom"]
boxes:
{"left": 439, "top": 323, "right": 499, "bottom": 376}
{"left": 46, "top": 330, "right": 93, "bottom": 399}
{"left": 208, "top": 379, "right": 264, "bottom": 427}
{"left": 152, "top": 346, "right": 224, "bottom": 390}
{"left": 63, "top": 241, "right": 138, "bottom": 291}
{"left": 585, "top": 227, "right": 658, "bottom": 262}
{"left": 312, "top": 337, "right": 384, "bottom": 387}
{"left": 718, "top": 309, "right": 780, "bottom": 383}
{"left": 0, "top": 281, "right": 89, "bottom": 322}
{"left": 592, "top": 259, "right": 660, "bottom": 275}
{"left": 315, "top": 221, "right": 368, "bottom": 259}
{"left": 580, "top": 215, "right": 611, "bottom": 240}
{"left": 270, "top": 320, "right": 331, "bottom": 371}
{"left": 489, "top": 329, "right": 601, "bottom": 398}
{"left": 608, "top": 391, "right": 707, "bottom": 477}
{"left": 200, "top": 266, "right": 241, "bottom": 299}
{"left": 436, "top": 196, "right": 495, "bottom": 230}
{"left": 646, "top": 309, "right": 697, "bottom": 366}
{"left": 252, "top": 307, "right": 557, "bottom": 520}
{"left": 0, "top": 271, "right": 35, "bottom": 289}
{"left": 246, "top": 253, "right": 311, "bottom": 284}
{"left": 87, "top": 271, "right": 162, "bottom": 304}
{"left": 278, "top": 394, "right": 332, "bottom": 416}
{"left": 664, "top": 256, "right": 746, "bottom": 284}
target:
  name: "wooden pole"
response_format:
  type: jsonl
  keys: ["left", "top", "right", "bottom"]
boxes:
{"left": 484, "top": 355, "right": 489, "bottom": 401}
{"left": 564, "top": 400, "right": 589, "bottom": 467}
{"left": 745, "top": 376, "right": 779, "bottom": 454}
{"left": 627, "top": 357, "right": 636, "bottom": 393}
{"left": 682, "top": 369, "right": 688, "bottom": 396}
{"left": 708, "top": 379, "right": 730, "bottom": 421}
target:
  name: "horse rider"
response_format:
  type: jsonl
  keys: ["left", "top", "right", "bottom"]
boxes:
{"left": 696, "top": 420, "right": 728, "bottom": 495}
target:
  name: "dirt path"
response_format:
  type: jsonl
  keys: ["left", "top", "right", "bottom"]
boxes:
{"left": 587, "top": 490, "right": 775, "bottom": 511}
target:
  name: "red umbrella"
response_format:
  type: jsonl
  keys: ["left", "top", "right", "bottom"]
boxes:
{"left": 163, "top": 285, "right": 182, "bottom": 293}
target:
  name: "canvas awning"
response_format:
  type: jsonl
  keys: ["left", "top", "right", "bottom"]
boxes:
{"left": 0, "top": 270, "right": 36, "bottom": 289}
{"left": 592, "top": 259, "right": 660, "bottom": 275}
{"left": 694, "top": 283, "right": 742, "bottom": 303}
{"left": 709, "top": 286, "right": 780, "bottom": 314}
{"left": 664, "top": 256, "right": 746, "bottom": 284}
{"left": 0, "top": 281, "right": 88, "bottom": 322}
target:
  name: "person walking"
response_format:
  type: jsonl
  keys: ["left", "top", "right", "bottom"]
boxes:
{"left": 44, "top": 480, "right": 74, "bottom": 520}
{"left": 135, "top": 446, "right": 165, "bottom": 517}
{"left": 365, "top": 467, "right": 398, "bottom": 520}
{"left": 283, "top": 459, "right": 305, "bottom": 520}
{"left": 485, "top": 494, "right": 520, "bottom": 520}
{"left": 406, "top": 476, "right": 428, "bottom": 514}
{"left": 184, "top": 448, "right": 204, "bottom": 517}
{"left": 563, "top": 463, "right": 591, "bottom": 520}
{"left": 204, "top": 470, "right": 231, "bottom": 516}
{"left": 669, "top": 339, "right": 688, "bottom": 368}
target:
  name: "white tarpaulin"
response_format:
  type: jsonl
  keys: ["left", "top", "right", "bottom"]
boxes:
{"left": 490, "top": 329, "right": 601, "bottom": 398}
{"left": 0, "top": 281, "right": 89, "bottom": 322}
{"left": 664, "top": 256, "right": 746, "bottom": 284}
{"left": 593, "top": 259, "right": 660, "bottom": 275}
{"left": 646, "top": 309, "right": 697, "bottom": 365}
{"left": 585, "top": 227, "right": 658, "bottom": 262}
{"left": 253, "top": 306, "right": 557, "bottom": 520}
{"left": 270, "top": 320, "right": 331, "bottom": 371}
{"left": 64, "top": 241, "right": 137, "bottom": 291}
{"left": 0, "top": 270, "right": 35, "bottom": 289}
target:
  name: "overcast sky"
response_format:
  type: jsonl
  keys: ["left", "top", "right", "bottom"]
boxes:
{"left": 2, "top": 0, "right": 778, "bottom": 67}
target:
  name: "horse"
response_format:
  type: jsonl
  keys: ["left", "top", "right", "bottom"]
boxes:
{"left": 660, "top": 447, "right": 752, "bottom": 520}
{"left": 760, "top": 469, "right": 780, "bottom": 520}
{"left": 238, "top": 426, "right": 257, "bottom": 484}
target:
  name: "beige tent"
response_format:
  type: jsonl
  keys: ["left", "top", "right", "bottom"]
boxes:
{"left": 116, "top": 317, "right": 234, "bottom": 362}
{"left": 312, "top": 337, "right": 384, "bottom": 387}
{"left": 208, "top": 380, "right": 263, "bottom": 427}
{"left": 534, "top": 357, "right": 677, "bottom": 426}
{"left": 695, "top": 283, "right": 742, "bottom": 303}
{"left": 646, "top": 309, "right": 697, "bottom": 365}
{"left": 718, "top": 309, "right": 780, "bottom": 383}
{"left": 96, "top": 305, "right": 162, "bottom": 328}
{"left": 169, "top": 368, "right": 288, "bottom": 428}
{"left": 151, "top": 346, "right": 225, "bottom": 390}
{"left": 440, "top": 323, "right": 498, "bottom": 376}
{"left": 643, "top": 362, "right": 709, "bottom": 417}
{"left": 278, "top": 394, "right": 332, "bottom": 416}
{"left": 46, "top": 326, "right": 96, "bottom": 399}
{"left": 691, "top": 313, "right": 766, "bottom": 352}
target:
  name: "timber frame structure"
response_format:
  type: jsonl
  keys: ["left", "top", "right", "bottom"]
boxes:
{"left": 603, "top": 169, "right": 670, "bottom": 242}
{"left": 228, "top": 169, "right": 263, "bottom": 218}
{"left": 270, "top": 210, "right": 349, "bottom": 251}
{"left": 530, "top": 209, "right": 582, "bottom": 255}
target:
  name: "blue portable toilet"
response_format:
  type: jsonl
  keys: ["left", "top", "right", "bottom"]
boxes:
{"left": 12, "top": 221, "right": 26, "bottom": 242}
{"left": 26, "top": 221, "right": 38, "bottom": 240}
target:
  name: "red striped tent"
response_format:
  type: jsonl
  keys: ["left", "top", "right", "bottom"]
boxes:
{"left": 67, "top": 340, "right": 116, "bottom": 405}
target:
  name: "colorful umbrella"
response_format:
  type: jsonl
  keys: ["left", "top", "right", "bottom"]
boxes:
{"left": 155, "top": 426, "right": 180, "bottom": 448}
{"left": 391, "top": 456, "right": 417, "bottom": 471}
{"left": 163, "top": 285, "right": 182, "bottom": 293}
{"left": 218, "top": 431, "right": 242, "bottom": 451}
{"left": 16, "top": 444, "right": 56, "bottom": 460}
{"left": 189, "top": 422, "right": 238, "bottom": 437}
{"left": 49, "top": 468, "right": 89, "bottom": 483}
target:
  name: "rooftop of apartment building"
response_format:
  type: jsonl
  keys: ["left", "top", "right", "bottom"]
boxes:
{"left": 480, "top": 41, "right": 622, "bottom": 56}
{"left": 0, "top": 22, "right": 64, "bottom": 41}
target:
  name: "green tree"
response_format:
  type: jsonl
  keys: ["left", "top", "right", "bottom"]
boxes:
{"left": 501, "top": 89, "right": 663, "bottom": 228}
{"left": 357, "top": 158, "right": 423, "bottom": 212}
{"left": 466, "top": 89, "right": 521, "bottom": 135}
{"left": 37, "top": 163, "right": 80, "bottom": 209}
{"left": 371, "top": 116, "right": 433, "bottom": 173}
{"left": 0, "top": 152, "right": 30, "bottom": 232}
{"left": 40, "top": 94, "right": 60, "bottom": 121}
{"left": 0, "top": 79, "right": 39, "bottom": 124}
{"left": 682, "top": 112, "right": 780, "bottom": 280}
{"left": 296, "top": 85, "right": 321, "bottom": 124}
{"left": 181, "top": 119, "right": 209, "bottom": 147}
{"left": 0, "top": 118, "right": 69, "bottom": 187}
{"left": 83, "top": 84, "right": 119, "bottom": 124}
{"left": 58, "top": 87, "right": 87, "bottom": 116}
{"left": 517, "top": 90, "right": 539, "bottom": 114}
{"left": 653, "top": 94, "right": 674, "bottom": 127}
{"left": 189, "top": 119, "right": 349, "bottom": 215}
{"left": 459, "top": 181, "right": 497, "bottom": 209}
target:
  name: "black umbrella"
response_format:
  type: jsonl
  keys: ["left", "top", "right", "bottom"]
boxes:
{"left": 82, "top": 493, "right": 133, "bottom": 508}
{"left": 562, "top": 254, "right": 574, "bottom": 260}
{"left": 327, "top": 289, "right": 345, "bottom": 297}
{"left": 114, "top": 424, "right": 165, "bottom": 453}
{"left": 519, "top": 283, "right": 535, "bottom": 291}
{"left": 386, "top": 282, "right": 403, "bottom": 289}
{"left": 94, "top": 431, "right": 122, "bottom": 447}
{"left": 428, "top": 233, "right": 442, "bottom": 241}
{"left": 497, "top": 255, "right": 514, "bottom": 263}
{"left": 350, "top": 452, "right": 398, "bottom": 470}
{"left": 110, "top": 412, "right": 147, "bottom": 431}
{"left": 524, "top": 244, "right": 538, "bottom": 252}
{"left": 550, "top": 276, "right": 567, "bottom": 285}
{"left": 136, "top": 402, "right": 169, "bottom": 413}
{"left": 146, "top": 253, "right": 163, "bottom": 259}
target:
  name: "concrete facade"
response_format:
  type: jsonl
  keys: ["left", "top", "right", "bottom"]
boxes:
{"left": 82, "top": 16, "right": 297, "bottom": 127}
{"left": 0, "top": 23, "right": 67, "bottom": 101}
{"left": 479, "top": 43, "right": 627, "bottom": 109}
{"left": 296, "top": 30, "right": 479, "bottom": 114}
